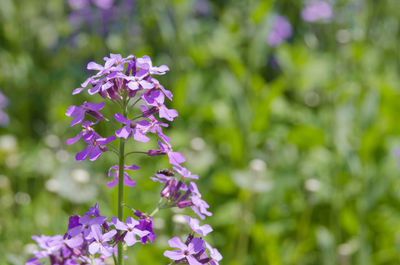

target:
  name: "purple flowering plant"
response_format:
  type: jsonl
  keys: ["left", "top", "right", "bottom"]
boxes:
{"left": 26, "top": 54, "right": 222, "bottom": 265}
{"left": 267, "top": 15, "right": 293, "bottom": 47}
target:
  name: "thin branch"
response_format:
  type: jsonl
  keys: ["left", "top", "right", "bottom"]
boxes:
{"left": 125, "top": 151, "right": 148, "bottom": 157}
{"left": 108, "top": 144, "right": 119, "bottom": 153}
{"left": 129, "top": 96, "right": 142, "bottom": 109}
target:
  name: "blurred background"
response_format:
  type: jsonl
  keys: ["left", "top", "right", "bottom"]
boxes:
{"left": 1, "top": 0, "right": 400, "bottom": 264}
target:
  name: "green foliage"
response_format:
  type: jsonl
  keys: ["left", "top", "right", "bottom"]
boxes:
{"left": 1, "top": 0, "right": 400, "bottom": 264}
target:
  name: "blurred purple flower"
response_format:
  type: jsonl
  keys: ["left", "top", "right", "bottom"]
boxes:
{"left": 205, "top": 242, "right": 223, "bottom": 265}
{"left": 173, "top": 166, "right": 199, "bottom": 180}
{"left": 0, "top": 91, "right": 9, "bottom": 126}
{"left": 195, "top": 0, "right": 211, "bottom": 16}
{"left": 92, "top": 0, "right": 114, "bottom": 9}
{"left": 267, "top": 15, "right": 292, "bottom": 47}
{"left": 301, "top": 1, "right": 333, "bottom": 22}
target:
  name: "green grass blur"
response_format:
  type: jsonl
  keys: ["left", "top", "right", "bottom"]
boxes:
{"left": 1, "top": 0, "right": 400, "bottom": 264}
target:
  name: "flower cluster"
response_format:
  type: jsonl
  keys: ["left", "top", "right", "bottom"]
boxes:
{"left": 27, "top": 204, "right": 153, "bottom": 265}
{"left": 267, "top": 1, "right": 333, "bottom": 47}
{"left": 267, "top": 15, "right": 293, "bottom": 47}
{"left": 27, "top": 53, "right": 221, "bottom": 264}
{"left": 301, "top": 1, "right": 333, "bottom": 22}
{"left": 67, "top": 0, "right": 134, "bottom": 30}
{"left": 164, "top": 216, "right": 222, "bottom": 265}
{"left": 66, "top": 53, "right": 178, "bottom": 167}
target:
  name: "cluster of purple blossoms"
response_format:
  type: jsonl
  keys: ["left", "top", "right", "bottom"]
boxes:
{"left": 0, "top": 91, "right": 9, "bottom": 126}
{"left": 301, "top": 1, "right": 333, "bottom": 22}
{"left": 27, "top": 53, "right": 221, "bottom": 264}
{"left": 67, "top": 0, "right": 135, "bottom": 37}
{"left": 164, "top": 216, "right": 222, "bottom": 265}
{"left": 267, "top": 2, "right": 333, "bottom": 47}
{"left": 267, "top": 15, "right": 293, "bottom": 47}
{"left": 26, "top": 204, "right": 153, "bottom": 265}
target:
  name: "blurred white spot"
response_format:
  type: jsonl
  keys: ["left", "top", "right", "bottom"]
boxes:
{"left": 249, "top": 159, "right": 267, "bottom": 173}
{"left": 5, "top": 153, "right": 19, "bottom": 168}
{"left": 304, "top": 33, "right": 318, "bottom": 49}
{"left": 336, "top": 29, "right": 351, "bottom": 44}
{"left": 191, "top": 137, "right": 205, "bottom": 151}
{"left": 338, "top": 239, "right": 359, "bottom": 256}
{"left": 233, "top": 170, "right": 273, "bottom": 193}
{"left": 304, "top": 91, "right": 320, "bottom": 107}
{"left": 56, "top": 150, "right": 69, "bottom": 162}
{"left": 0, "top": 134, "right": 17, "bottom": 152}
{"left": 45, "top": 178, "right": 60, "bottom": 192}
{"left": 44, "top": 134, "right": 60, "bottom": 148}
{"left": 153, "top": 217, "right": 165, "bottom": 229}
{"left": 0, "top": 175, "right": 10, "bottom": 189}
{"left": 171, "top": 207, "right": 184, "bottom": 214}
{"left": 24, "top": 243, "right": 38, "bottom": 255}
{"left": 15, "top": 192, "right": 31, "bottom": 205}
{"left": 71, "top": 169, "right": 90, "bottom": 184}
{"left": 305, "top": 178, "right": 321, "bottom": 192}
{"left": 172, "top": 214, "right": 186, "bottom": 224}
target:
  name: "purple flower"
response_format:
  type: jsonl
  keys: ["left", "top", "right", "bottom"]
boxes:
{"left": 113, "top": 113, "right": 154, "bottom": 143}
{"left": 126, "top": 70, "right": 154, "bottom": 91}
{"left": 114, "top": 113, "right": 135, "bottom": 139}
{"left": 301, "top": 1, "right": 333, "bottom": 22}
{"left": 73, "top": 54, "right": 133, "bottom": 95}
{"left": 149, "top": 140, "right": 185, "bottom": 167}
{"left": 76, "top": 134, "right": 115, "bottom": 161}
{"left": 188, "top": 182, "right": 212, "bottom": 220}
{"left": 66, "top": 121, "right": 97, "bottom": 145}
{"left": 135, "top": 217, "right": 155, "bottom": 244}
{"left": 150, "top": 173, "right": 174, "bottom": 183}
{"left": 151, "top": 77, "right": 173, "bottom": 100}
{"left": 184, "top": 216, "right": 212, "bottom": 236}
{"left": 86, "top": 203, "right": 101, "bottom": 217}
{"left": 66, "top": 101, "right": 105, "bottom": 126}
{"left": 164, "top": 237, "right": 205, "bottom": 265}
{"left": 173, "top": 166, "right": 199, "bottom": 180}
{"left": 31, "top": 235, "right": 64, "bottom": 258}
{"left": 143, "top": 90, "right": 178, "bottom": 121}
{"left": 137, "top": 55, "right": 170, "bottom": 75}
{"left": 25, "top": 258, "right": 44, "bottom": 265}
{"left": 87, "top": 225, "right": 117, "bottom": 257}
{"left": 0, "top": 91, "right": 9, "bottom": 126}
{"left": 111, "top": 217, "right": 150, "bottom": 246}
{"left": 205, "top": 242, "right": 222, "bottom": 265}
{"left": 267, "top": 15, "right": 292, "bottom": 47}
{"left": 107, "top": 164, "right": 138, "bottom": 188}
{"left": 65, "top": 214, "right": 106, "bottom": 238}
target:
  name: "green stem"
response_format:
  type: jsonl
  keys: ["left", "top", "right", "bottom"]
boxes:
{"left": 149, "top": 206, "right": 160, "bottom": 217}
{"left": 117, "top": 104, "right": 127, "bottom": 265}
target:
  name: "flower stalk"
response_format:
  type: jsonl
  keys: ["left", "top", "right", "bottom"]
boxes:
{"left": 117, "top": 129, "right": 126, "bottom": 264}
